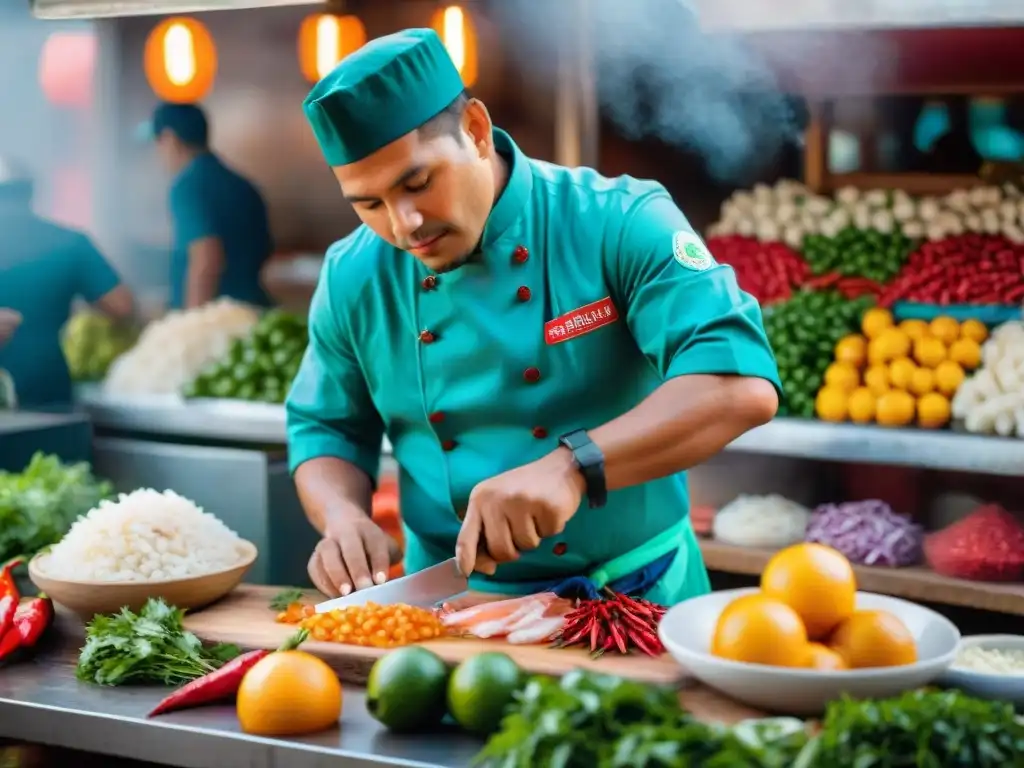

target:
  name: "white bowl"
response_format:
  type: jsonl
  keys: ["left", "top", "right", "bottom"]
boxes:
{"left": 659, "top": 587, "right": 960, "bottom": 715}
{"left": 939, "top": 634, "right": 1024, "bottom": 705}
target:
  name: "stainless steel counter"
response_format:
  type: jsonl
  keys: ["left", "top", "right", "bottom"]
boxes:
{"left": 0, "top": 615, "right": 478, "bottom": 768}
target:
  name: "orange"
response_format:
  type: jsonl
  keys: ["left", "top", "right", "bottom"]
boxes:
{"left": 804, "top": 642, "right": 848, "bottom": 671}
{"left": 917, "top": 392, "right": 951, "bottom": 429}
{"left": 711, "top": 594, "right": 808, "bottom": 667}
{"left": 863, "top": 365, "right": 890, "bottom": 396}
{"left": 933, "top": 360, "right": 965, "bottom": 397}
{"left": 913, "top": 336, "right": 946, "bottom": 368}
{"left": 875, "top": 390, "right": 915, "bottom": 427}
{"left": 959, "top": 319, "right": 988, "bottom": 344}
{"left": 237, "top": 650, "right": 343, "bottom": 736}
{"left": 828, "top": 610, "right": 918, "bottom": 669}
{"left": 948, "top": 338, "right": 982, "bottom": 370}
{"left": 898, "top": 319, "right": 929, "bottom": 341}
{"left": 823, "top": 362, "right": 860, "bottom": 392}
{"left": 760, "top": 543, "right": 857, "bottom": 640}
{"left": 861, "top": 308, "right": 894, "bottom": 340}
{"left": 815, "top": 386, "right": 848, "bottom": 422}
{"left": 834, "top": 335, "right": 868, "bottom": 368}
{"left": 847, "top": 387, "right": 875, "bottom": 424}
{"left": 928, "top": 316, "right": 960, "bottom": 345}
{"left": 908, "top": 367, "right": 935, "bottom": 396}
{"left": 888, "top": 357, "right": 916, "bottom": 390}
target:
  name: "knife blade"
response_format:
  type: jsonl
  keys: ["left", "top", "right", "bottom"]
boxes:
{"left": 314, "top": 557, "right": 468, "bottom": 612}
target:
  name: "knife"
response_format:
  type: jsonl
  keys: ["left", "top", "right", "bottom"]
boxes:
{"left": 314, "top": 557, "right": 468, "bottom": 612}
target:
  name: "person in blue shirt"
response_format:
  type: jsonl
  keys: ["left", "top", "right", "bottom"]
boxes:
{"left": 0, "top": 157, "right": 134, "bottom": 409}
{"left": 145, "top": 103, "right": 273, "bottom": 310}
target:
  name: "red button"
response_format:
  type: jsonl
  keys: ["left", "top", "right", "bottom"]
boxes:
{"left": 553, "top": 542, "right": 568, "bottom": 556}
{"left": 532, "top": 426, "right": 548, "bottom": 439}
{"left": 516, "top": 286, "right": 532, "bottom": 302}
{"left": 512, "top": 245, "right": 529, "bottom": 264}
{"left": 441, "top": 439, "right": 457, "bottom": 451}
{"left": 523, "top": 367, "right": 541, "bottom": 383}
{"left": 422, "top": 275, "right": 438, "bottom": 290}
{"left": 428, "top": 411, "right": 445, "bottom": 424}
{"left": 419, "top": 330, "right": 436, "bottom": 344}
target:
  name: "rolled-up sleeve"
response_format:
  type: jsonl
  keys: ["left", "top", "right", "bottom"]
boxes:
{"left": 611, "top": 192, "right": 782, "bottom": 396}
{"left": 285, "top": 266, "right": 384, "bottom": 481}
{"left": 73, "top": 234, "right": 122, "bottom": 303}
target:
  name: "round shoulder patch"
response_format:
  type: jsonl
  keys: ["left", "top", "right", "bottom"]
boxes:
{"left": 672, "top": 231, "right": 715, "bottom": 271}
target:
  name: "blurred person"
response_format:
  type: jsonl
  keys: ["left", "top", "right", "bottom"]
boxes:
{"left": 0, "top": 157, "right": 134, "bottom": 409}
{"left": 142, "top": 103, "right": 273, "bottom": 310}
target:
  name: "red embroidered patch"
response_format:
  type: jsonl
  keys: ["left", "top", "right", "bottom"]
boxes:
{"left": 544, "top": 297, "right": 620, "bottom": 345}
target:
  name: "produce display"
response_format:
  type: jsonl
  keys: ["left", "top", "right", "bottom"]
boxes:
{"left": 815, "top": 308, "right": 984, "bottom": 428}
{"left": 103, "top": 299, "right": 259, "bottom": 397}
{"left": 804, "top": 499, "right": 924, "bottom": 568}
{"left": 61, "top": 309, "right": 139, "bottom": 382}
{"left": 924, "top": 503, "right": 1024, "bottom": 582}
{"left": 0, "top": 452, "right": 112, "bottom": 563}
{"left": 37, "top": 488, "right": 250, "bottom": 583}
{"left": 802, "top": 226, "right": 915, "bottom": 283}
{"left": 706, "top": 236, "right": 810, "bottom": 304}
{"left": 712, "top": 494, "right": 811, "bottom": 549}
{"left": 712, "top": 543, "right": 917, "bottom": 669}
{"left": 185, "top": 309, "right": 308, "bottom": 404}
{"left": 952, "top": 320, "right": 1024, "bottom": 436}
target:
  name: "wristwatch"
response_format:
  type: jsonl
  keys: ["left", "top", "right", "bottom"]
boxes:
{"left": 558, "top": 429, "right": 607, "bottom": 509}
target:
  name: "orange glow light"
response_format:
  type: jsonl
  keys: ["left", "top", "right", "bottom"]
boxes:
{"left": 431, "top": 5, "right": 479, "bottom": 88}
{"left": 298, "top": 14, "right": 367, "bottom": 84}
{"left": 143, "top": 17, "right": 217, "bottom": 104}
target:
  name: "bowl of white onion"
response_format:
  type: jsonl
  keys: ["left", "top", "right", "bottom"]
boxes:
{"left": 939, "top": 635, "right": 1024, "bottom": 705}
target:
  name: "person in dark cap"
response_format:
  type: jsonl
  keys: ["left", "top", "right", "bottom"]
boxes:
{"left": 0, "top": 156, "right": 134, "bottom": 409}
{"left": 288, "top": 29, "right": 780, "bottom": 606}
{"left": 146, "top": 102, "right": 273, "bottom": 310}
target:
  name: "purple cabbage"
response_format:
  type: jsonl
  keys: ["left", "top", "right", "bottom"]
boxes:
{"left": 804, "top": 499, "right": 924, "bottom": 567}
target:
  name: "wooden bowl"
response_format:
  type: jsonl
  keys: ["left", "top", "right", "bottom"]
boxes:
{"left": 28, "top": 540, "right": 258, "bottom": 621}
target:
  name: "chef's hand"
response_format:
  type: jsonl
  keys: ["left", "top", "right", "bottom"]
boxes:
{"left": 456, "top": 448, "right": 586, "bottom": 577}
{"left": 0, "top": 309, "right": 21, "bottom": 349}
{"left": 309, "top": 513, "right": 403, "bottom": 598}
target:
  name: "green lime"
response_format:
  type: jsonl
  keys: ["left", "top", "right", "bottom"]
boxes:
{"left": 366, "top": 647, "right": 449, "bottom": 733}
{"left": 447, "top": 652, "right": 522, "bottom": 736}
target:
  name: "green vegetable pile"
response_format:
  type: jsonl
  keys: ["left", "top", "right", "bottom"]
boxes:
{"left": 61, "top": 310, "right": 139, "bottom": 382}
{"left": 0, "top": 452, "right": 112, "bottom": 563}
{"left": 475, "top": 671, "right": 1024, "bottom": 768}
{"left": 184, "top": 309, "right": 308, "bottom": 404}
{"left": 802, "top": 227, "right": 916, "bottom": 283}
{"left": 76, "top": 598, "right": 240, "bottom": 686}
{"left": 764, "top": 290, "right": 872, "bottom": 418}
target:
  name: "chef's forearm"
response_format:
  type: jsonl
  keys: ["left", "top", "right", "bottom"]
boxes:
{"left": 185, "top": 238, "right": 224, "bottom": 309}
{"left": 579, "top": 374, "right": 778, "bottom": 491}
{"left": 294, "top": 456, "right": 375, "bottom": 535}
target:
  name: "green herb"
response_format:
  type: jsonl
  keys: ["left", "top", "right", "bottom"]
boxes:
{"left": 794, "top": 689, "right": 1024, "bottom": 767}
{"left": 76, "top": 598, "right": 240, "bottom": 687}
{"left": 0, "top": 452, "right": 113, "bottom": 562}
{"left": 269, "top": 587, "right": 307, "bottom": 611}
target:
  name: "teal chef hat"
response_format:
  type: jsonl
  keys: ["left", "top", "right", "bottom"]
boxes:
{"left": 303, "top": 28, "right": 465, "bottom": 166}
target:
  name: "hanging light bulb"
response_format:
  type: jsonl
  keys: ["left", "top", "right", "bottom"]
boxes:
{"left": 164, "top": 22, "right": 197, "bottom": 87}
{"left": 298, "top": 13, "right": 368, "bottom": 84}
{"left": 143, "top": 17, "right": 217, "bottom": 103}
{"left": 431, "top": 4, "right": 479, "bottom": 88}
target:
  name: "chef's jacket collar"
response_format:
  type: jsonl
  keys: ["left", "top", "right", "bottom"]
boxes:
{"left": 478, "top": 128, "right": 532, "bottom": 252}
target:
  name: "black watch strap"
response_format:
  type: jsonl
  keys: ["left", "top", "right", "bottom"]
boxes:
{"left": 558, "top": 429, "right": 607, "bottom": 509}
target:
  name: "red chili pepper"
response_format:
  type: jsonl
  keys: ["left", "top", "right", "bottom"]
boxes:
{"left": 148, "top": 629, "right": 308, "bottom": 717}
{"left": 12, "top": 594, "right": 52, "bottom": 648}
{"left": 608, "top": 619, "right": 628, "bottom": 654}
{"left": 0, "top": 558, "right": 23, "bottom": 599}
{"left": 0, "top": 596, "right": 16, "bottom": 642}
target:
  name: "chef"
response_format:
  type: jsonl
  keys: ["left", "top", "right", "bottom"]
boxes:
{"left": 287, "top": 29, "right": 782, "bottom": 606}
{"left": 0, "top": 157, "right": 134, "bottom": 409}
{"left": 144, "top": 102, "right": 273, "bottom": 310}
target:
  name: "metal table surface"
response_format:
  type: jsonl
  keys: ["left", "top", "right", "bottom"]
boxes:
{"left": 0, "top": 614, "right": 480, "bottom": 768}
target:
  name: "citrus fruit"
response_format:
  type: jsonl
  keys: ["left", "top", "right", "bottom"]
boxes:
{"left": 948, "top": 338, "right": 982, "bottom": 370}
{"left": 711, "top": 594, "right": 808, "bottom": 667}
{"left": 823, "top": 362, "right": 860, "bottom": 391}
{"left": 815, "top": 386, "right": 848, "bottom": 422}
{"left": 447, "top": 652, "right": 523, "bottom": 736}
{"left": 861, "top": 307, "right": 894, "bottom": 339}
{"left": 847, "top": 387, "right": 875, "bottom": 424}
{"left": 828, "top": 610, "right": 917, "bottom": 669}
{"left": 888, "top": 357, "right": 916, "bottom": 390}
{"left": 933, "top": 360, "right": 965, "bottom": 397}
{"left": 877, "top": 328, "right": 912, "bottom": 362}
{"left": 863, "top": 364, "right": 890, "bottom": 396}
{"left": 928, "top": 316, "right": 960, "bottom": 345}
{"left": 908, "top": 367, "right": 935, "bottom": 396}
{"left": 876, "top": 390, "right": 915, "bottom": 427}
{"left": 917, "top": 392, "right": 951, "bottom": 429}
{"left": 834, "top": 335, "right": 867, "bottom": 367}
{"left": 959, "top": 318, "right": 988, "bottom": 344}
{"left": 898, "top": 318, "right": 929, "bottom": 341}
{"left": 366, "top": 646, "right": 449, "bottom": 733}
{"left": 237, "top": 650, "right": 342, "bottom": 736}
{"left": 760, "top": 543, "right": 857, "bottom": 640}
{"left": 913, "top": 336, "right": 947, "bottom": 368}
{"left": 804, "top": 642, "right": 848, "bottom": 670}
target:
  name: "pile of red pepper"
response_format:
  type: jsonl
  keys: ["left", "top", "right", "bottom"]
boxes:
{"left": 0, "top": 558, "right": 54, "bottom": 665}
{"left": 924, "top": 504, "right": 1024, "bottom": 582}
{"left": 804, "top": 271, "right": 884, "bottom": 300}
{"left": 554, "top": 590, "right": 666, "bottom": 658}
{"left": 706, "top": 236, "right": 811, "bottom": 305}
{"left": 879, "top": 235, "right": 1024, "bottom": 307}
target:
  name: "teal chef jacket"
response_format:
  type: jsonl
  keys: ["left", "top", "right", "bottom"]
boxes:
{"left": 286, "top": 130, "right": 782, "bottom": 606}
{"left": 0, "top": 207, "right": 121, "bottom": 409}
{"left": 168, "top": 153, "right": 273, "bottom": 310}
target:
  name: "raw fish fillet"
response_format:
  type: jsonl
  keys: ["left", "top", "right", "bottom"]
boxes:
{"left": 443, "top": 592, "right": 572, "bottom": 644}
{"left": 440, "top": 592, "right": 560, "bottom": 629}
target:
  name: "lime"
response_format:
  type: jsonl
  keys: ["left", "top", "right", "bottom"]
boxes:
{"left": 366, "top": 647, "right": 449, "bottom": 733}
{"left": 447, "top": 652, "right": 522, "bottom": 736}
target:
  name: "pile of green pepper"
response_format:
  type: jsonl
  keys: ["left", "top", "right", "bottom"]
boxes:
{"left": 765, "top": 290, "right": 872, "bottom": 418}
{"left": 802, "top": 227, "right": 916, "bottom": 283}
